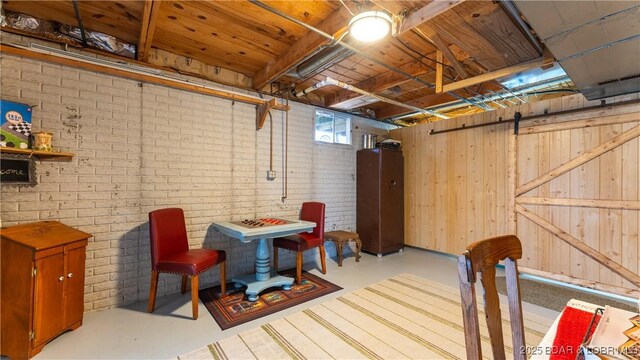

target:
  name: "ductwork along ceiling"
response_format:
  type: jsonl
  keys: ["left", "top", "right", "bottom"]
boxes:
{"left": 514, "top": 1, "right": 640, "bottom": 101}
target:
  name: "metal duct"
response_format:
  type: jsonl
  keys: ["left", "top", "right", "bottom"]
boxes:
{"left": 294, "top": 77, "right": 449, "bottom": 119}
{"left": 288, "top": 45, "right": 354, "bottom": 79}
{"left": 514, "top": 1, "right": 640, "bottom": 100}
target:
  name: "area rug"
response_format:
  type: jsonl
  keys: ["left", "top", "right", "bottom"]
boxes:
{"left": 199, "top": 270, "right": 342, "bottom": 330}
{"left": 183, "top": 273, "right": 554, "bottom": 359}
{"left": 496, "top": 276, "right": 637, "bottom": 312}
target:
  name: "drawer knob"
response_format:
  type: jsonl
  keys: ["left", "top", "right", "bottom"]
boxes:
{"left": 67, "top": 273, "right": 73, "bottom": 278}
{"left": 58, "top": 276, "right": 65, "bottom": 282}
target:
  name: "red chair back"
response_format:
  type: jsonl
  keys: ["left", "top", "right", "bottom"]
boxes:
{"left": 149, "top": 208, "right": 189, "bottom": 270}
{"left": 300, "top": 202, "right": 325, "bottom": 239}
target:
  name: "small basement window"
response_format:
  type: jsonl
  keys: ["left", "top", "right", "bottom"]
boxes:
{"left": 314, "top": 110, "right": 351, "bottom": 145}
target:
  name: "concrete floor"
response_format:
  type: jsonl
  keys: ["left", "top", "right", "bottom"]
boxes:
{"left": 33, "top": 247, "right": 560, "bottom": 359}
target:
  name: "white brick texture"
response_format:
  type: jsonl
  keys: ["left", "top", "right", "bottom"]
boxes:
{"left": 0, "top": 53, "right": 392, "bottom": 311}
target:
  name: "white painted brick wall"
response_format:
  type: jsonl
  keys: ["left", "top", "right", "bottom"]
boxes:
{"left": 0, "top": 52, "right": 393, "bottom": 311}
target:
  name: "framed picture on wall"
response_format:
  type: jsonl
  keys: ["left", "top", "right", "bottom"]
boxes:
{"left": 0, "top": 153, "right": 37, "bottom": 187}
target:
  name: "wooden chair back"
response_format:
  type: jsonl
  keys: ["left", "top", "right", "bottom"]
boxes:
{"left": 457, "top": 235, "right": 525, "bottom": 360}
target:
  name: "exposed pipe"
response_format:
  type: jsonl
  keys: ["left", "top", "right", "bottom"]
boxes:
{"left": 71, "top": 0, "right": 88, "bottom": 47}
{"left": 281, "top": 97, "right": 289, "bottom": 203}
{"left": 295, "top": 77, "right": 450, "bottom": 119}
{"left": 500, "top": 0, "right": 544, "bottom": 55}
{"left": 389, "top": 76, "right": 574, "bottom": 121}
{"left": 249, "top": 0, "right": 489, "bottom": 111}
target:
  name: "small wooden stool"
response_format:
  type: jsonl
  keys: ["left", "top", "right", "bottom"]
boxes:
{"left": 325, "top": 231, "right": 361, "bottom": 267}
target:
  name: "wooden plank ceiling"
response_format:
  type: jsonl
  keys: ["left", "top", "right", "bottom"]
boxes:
{"left": 1, "top": 0, "right": 546, "bottom": 124}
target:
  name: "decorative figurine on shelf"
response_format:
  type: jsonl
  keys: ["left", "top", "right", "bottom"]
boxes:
{"left": 33, "top": 131, "right": 53, "bottom": 152}
{"left": 0, "top": 99, "right": 32, "bottom": 149}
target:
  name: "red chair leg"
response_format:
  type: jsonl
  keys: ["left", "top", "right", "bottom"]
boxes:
{"left": 181, "top": 274, "right": 188, "bottom": 294}
{"left": 147, "top": 270, "right": 159, "bottom": 313}
{"left": 220, "top": 261, "right": 227, "bottom": 298}
{"left": 319, "top": 245, "right": 327, "bottom": 274}
{"left": 296, "top": 252, "right": 303, "bottom": 284}
{"left": 191, "top": 275, "right": 199, "bottom": 320}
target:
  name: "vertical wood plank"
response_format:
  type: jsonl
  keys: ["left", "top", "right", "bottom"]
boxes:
{"left": 435, "top": 121, "right": 449, "bottom": 252}
{"left": 582, "top": 123, "right": 601, "bottom": 283}
{"left": 599, "top": 123, "right": 624, "bottom": 287}
{"left": 621, "top": 120, "right": 639, "bottom": 289}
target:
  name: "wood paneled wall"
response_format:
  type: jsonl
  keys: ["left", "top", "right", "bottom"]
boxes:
{"left": 392, "top": 94, "right": 640, "bottom": 297}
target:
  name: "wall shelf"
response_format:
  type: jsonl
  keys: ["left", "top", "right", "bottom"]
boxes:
{"left": 0, "top": 147, "right": 74, "bottom": 159}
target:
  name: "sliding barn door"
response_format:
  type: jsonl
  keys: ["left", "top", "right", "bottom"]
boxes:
{"left": 515, "top": 98, "right": 640, "bottom": 292}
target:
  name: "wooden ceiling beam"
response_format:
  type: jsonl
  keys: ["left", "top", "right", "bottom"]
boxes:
{"left": 415, "top": 27, "right": 468, "bottom": 79}
{"left": 146, "top": 48, "right": 253, "bottom": 89}
{"left": 395, "top": 0, "right": 465, "bottom": 36}
{"left": 442, "top": 57, "right": 544, "bottom": 93}
{"left": 435, "top": 51, "right": 443, "bottom": 93}
{"left": 325, "top": 58, "right": 435, "bottom": 108}
{"left": 252, "top": 7, "right": 350, "bottom": 90}
{"left": 137, "top": 0, "right": 160, "bottom": 61}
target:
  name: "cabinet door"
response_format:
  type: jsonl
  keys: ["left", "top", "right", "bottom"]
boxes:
{"left": 33, "top": 253, "right": 65, "bottom": 348}
{"left": 357, "top": 150, "right": 381, "bottom": 252}
{"left": 64, "top": 245, "right": 86, "bottom": 327}
{"left": 380, "top": 150, "right": 404, "bottom": 250}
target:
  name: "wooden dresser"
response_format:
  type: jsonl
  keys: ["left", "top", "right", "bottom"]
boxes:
{"left": 1, "top": 221, "right": 91, "bottom": 359}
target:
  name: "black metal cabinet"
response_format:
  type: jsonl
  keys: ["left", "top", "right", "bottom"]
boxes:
{"left": 356, "top": 148, "right": 404, "bottom": 256}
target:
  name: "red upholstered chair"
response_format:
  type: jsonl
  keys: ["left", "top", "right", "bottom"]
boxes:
{"left": 147, "top": 208, "right": 226, "bottom": 320}
{"left": 273, "top": 202, "right": 326, "bottom": 284}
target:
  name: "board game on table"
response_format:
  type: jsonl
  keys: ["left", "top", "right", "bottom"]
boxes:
{"left": 231, "top": 218, "right": 293, "bottom": 228}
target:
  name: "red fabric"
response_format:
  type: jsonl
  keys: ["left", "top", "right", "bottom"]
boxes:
{"left": 300, "top": 202, "right": 325, "bottom": 239}
{"left": 273, "top": 233, "right": 323, "bottom": 251}
{"left": 149, "top": 208, "right": 189, "bottom": 269}
{"left": 274, "top": 202, "right": 325, "bottom": 252}
{"left": 149, "top": 208, "right": 225, "bottom": 275}
{"left": 156, "top": 249, "right": 225, "bottom": 275}
{"left": 550, "top": 306, "right": 601, "bottom": 360}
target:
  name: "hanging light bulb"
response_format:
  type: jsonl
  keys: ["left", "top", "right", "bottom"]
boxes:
{"left": 348, "top": 11, "right": 392, "bottom": 42}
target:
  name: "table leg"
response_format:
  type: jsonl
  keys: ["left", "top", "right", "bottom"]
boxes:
{"left": 231, "top": 237, "right": 295, "bottom": 302}
{"left": 255, "top": 238, "right": 270, "bottom": 281}
{"left": 335, "top": 241, "right": 344, "bottom": 267}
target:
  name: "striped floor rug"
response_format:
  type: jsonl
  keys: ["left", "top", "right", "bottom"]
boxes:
{"left": 180, "top": 273, "right": 554, "bottom": 359}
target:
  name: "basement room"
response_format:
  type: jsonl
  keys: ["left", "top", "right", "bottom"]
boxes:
{"left": 1, "top": 0, "right": 639, "bottom": 359}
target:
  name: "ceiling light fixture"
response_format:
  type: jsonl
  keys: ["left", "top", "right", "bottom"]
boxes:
{"left": 348, "top": 11, "right": 392, "bottom": 42}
